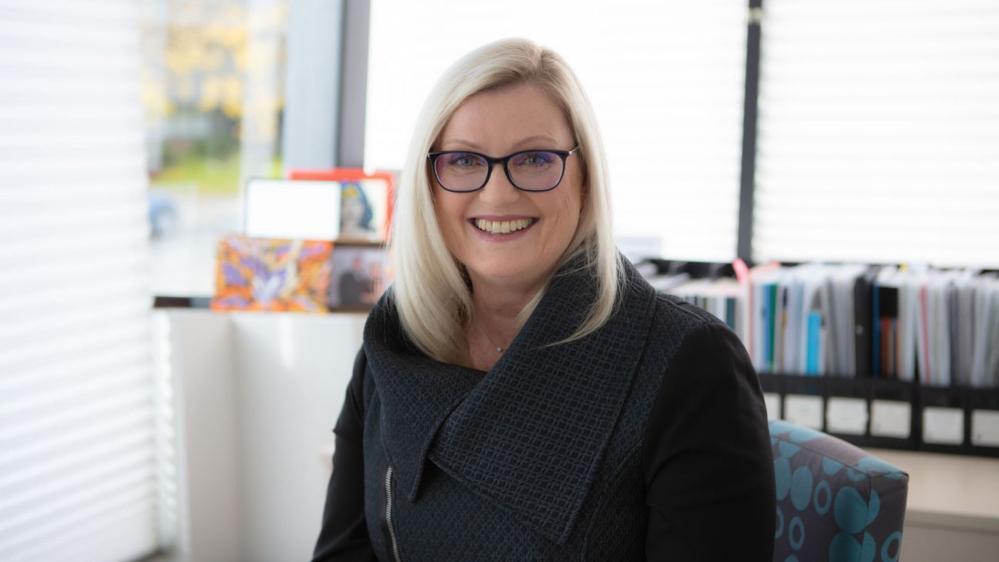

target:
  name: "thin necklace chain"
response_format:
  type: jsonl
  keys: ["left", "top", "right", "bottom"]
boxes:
{"left": 474, "top": 320, "right": 506, "bottom": 354}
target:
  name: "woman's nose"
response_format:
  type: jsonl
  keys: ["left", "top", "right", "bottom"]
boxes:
{"left": 478, "top": 163, "right": 520, "bottom": 204}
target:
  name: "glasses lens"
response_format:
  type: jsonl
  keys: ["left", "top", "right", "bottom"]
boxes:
{"left": 434, "top": 152, "right": 488, "bottom": 191}
{"left": 508, "top": 151, "right": 563, "bottom": 191}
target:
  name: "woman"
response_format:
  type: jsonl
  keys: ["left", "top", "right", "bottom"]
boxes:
{"left": 312, "top": 38, "right": 775, "bottom": 561}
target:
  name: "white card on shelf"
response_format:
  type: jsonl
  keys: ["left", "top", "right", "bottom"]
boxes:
{"left": 764, "top": 393, "right": 781, "bottom": 421}
{"left": 870, "top": 400, "right": 911, "bottom": 438}
{"left": 244, "top": 179, "right": 342, "bottom": 240}
{"left": 783, "top": 394, "right": 823, "bottom": 430}
{"left": 826, "top": 397, "right": 868, "bottom": 435}
{"left": 971, "top": 410, "right": 999, "bottom": 447}
{"left": 922, "top": 407, "right": 965, "bottom": 445}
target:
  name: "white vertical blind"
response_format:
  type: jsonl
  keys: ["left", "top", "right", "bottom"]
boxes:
{"left": 366, "top": 0, "right": 748, "bottom": 261}
{"left": 754, "top": 0, "right": 999, "bottom": 268}
{"left": 0, "top": 1, "right": 161, "bottom": 560}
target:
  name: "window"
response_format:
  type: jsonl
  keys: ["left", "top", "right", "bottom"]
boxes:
{"left": 754, "top": 0, "right": 999, "bottom": 268}
{"left": 140, "top": 0, "right": 290, "bottom": 296}
{"left": 0, "top": 1, "right": 161, "bottom": 558}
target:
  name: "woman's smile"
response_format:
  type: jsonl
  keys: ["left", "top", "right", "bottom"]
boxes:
{"left": 467, "top": 216, "right": 539, "bottom": 240}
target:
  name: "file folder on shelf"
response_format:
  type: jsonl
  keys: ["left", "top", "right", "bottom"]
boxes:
{"left": 969, "top": 388, "right": 999, "bottom": 452}
{"left": 918, "top": 384, "right": 968, "bottom": 454}
{"left": 780, "top": 374, "right": 825, "bottom": 431}
{"left": 918, "top": 384, "right": 999, "bottom": 457}
{"left": 823, "top": 376, "right": 869, "bottom": 441}
{"left": 867, "top": 377, "right": 918, "bottom": 451}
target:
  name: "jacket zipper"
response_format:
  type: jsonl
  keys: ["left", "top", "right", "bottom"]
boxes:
{"left": 383, "top": 465, "right": 402, "bottom": 562}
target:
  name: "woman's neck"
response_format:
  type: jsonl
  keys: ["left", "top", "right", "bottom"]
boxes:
{"left": 463, "top": 274, "right": 545, "bottom": 371}
{"left": 474, "top": 279, "right": 535, "bottom": 331}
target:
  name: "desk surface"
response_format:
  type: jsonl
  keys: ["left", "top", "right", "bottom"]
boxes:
{"left": 867, "top": 448, "right": 999, "bottom": 532}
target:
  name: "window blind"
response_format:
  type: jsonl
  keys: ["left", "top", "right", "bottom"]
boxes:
{"left": 754, "top": 0, "right": 999, "bottom": 268}
{"left": 0, "top": 1, "right": 162, "bottom": 560}
{"left": 366, "top": 0, "right": 748, "bottom": 261}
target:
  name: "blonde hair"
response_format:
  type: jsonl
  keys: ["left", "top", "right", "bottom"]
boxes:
{"left": 389, "top": 38, "right": 622, "bottom": 364}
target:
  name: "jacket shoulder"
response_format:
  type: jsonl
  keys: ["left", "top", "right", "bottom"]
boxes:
{"left": 636, "top": 291, "right": 749, "bottom": 385}
{"left": 650, "top": 291, "right": 729, "bottom": 341}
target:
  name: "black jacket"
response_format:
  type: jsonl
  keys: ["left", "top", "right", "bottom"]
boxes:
{"left": 312, "top": 255, "right": 775, "bottom": 561}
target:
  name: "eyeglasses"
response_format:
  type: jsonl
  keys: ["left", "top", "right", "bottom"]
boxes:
{"left": 427, "top": 146, "right": 580, "bottom": 193}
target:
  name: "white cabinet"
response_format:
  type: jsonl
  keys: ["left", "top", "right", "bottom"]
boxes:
{"left": 154, "top": 309, "right": 365, "bottom": 562}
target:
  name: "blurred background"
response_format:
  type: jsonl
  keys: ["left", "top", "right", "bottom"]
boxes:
{"left": 1, "top": 0, "right": 997, "bottom": 560}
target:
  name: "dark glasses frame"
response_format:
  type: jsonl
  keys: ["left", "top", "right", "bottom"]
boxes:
{"left": 427, "top": 145, "right": 581, "bottom": 193}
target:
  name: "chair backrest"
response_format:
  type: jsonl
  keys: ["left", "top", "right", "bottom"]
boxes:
{"left": 769, "top": 420, "right": 909, "bottom": 562}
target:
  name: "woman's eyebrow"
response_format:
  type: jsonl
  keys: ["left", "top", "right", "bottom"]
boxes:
{"left": 439, "top": 138, "right": 484, "bottom": 151}
{"left": 510, "top": 135, "right": 560, "bottom": 149}
{"left": 439, "top": 135, "right": 562, "bottom": 152}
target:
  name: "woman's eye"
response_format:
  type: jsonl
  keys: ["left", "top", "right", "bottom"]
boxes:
{"left": 520, "top": 152, "right": 555, "bottom": 166}
{"left": 447, "top": 153, "right": 481, "bottom": 167}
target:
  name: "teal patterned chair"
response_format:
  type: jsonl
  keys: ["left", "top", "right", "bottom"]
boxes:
{"left": 769, "top": 420, "right": 909, "bottom": 562}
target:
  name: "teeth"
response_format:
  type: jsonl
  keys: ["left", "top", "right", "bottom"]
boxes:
{"left": 474, "top": 218, "right": 534, "bottom": 234}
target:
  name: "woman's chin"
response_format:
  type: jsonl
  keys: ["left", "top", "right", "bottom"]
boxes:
{"left": 464, "top": 259, "right": 544, "bottom": 288}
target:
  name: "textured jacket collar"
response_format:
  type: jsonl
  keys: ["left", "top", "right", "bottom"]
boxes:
{"left": 362, "top": 254, "right": 658, "bottom": 544}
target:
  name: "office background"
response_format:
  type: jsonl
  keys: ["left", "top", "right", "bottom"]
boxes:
{"left": 1, "top": 0, "right": 997, "bottom": 560}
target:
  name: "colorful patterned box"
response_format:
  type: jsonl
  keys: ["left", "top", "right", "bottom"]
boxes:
{"left": 211, "top": 235, "right": 333, "bottom": 313}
